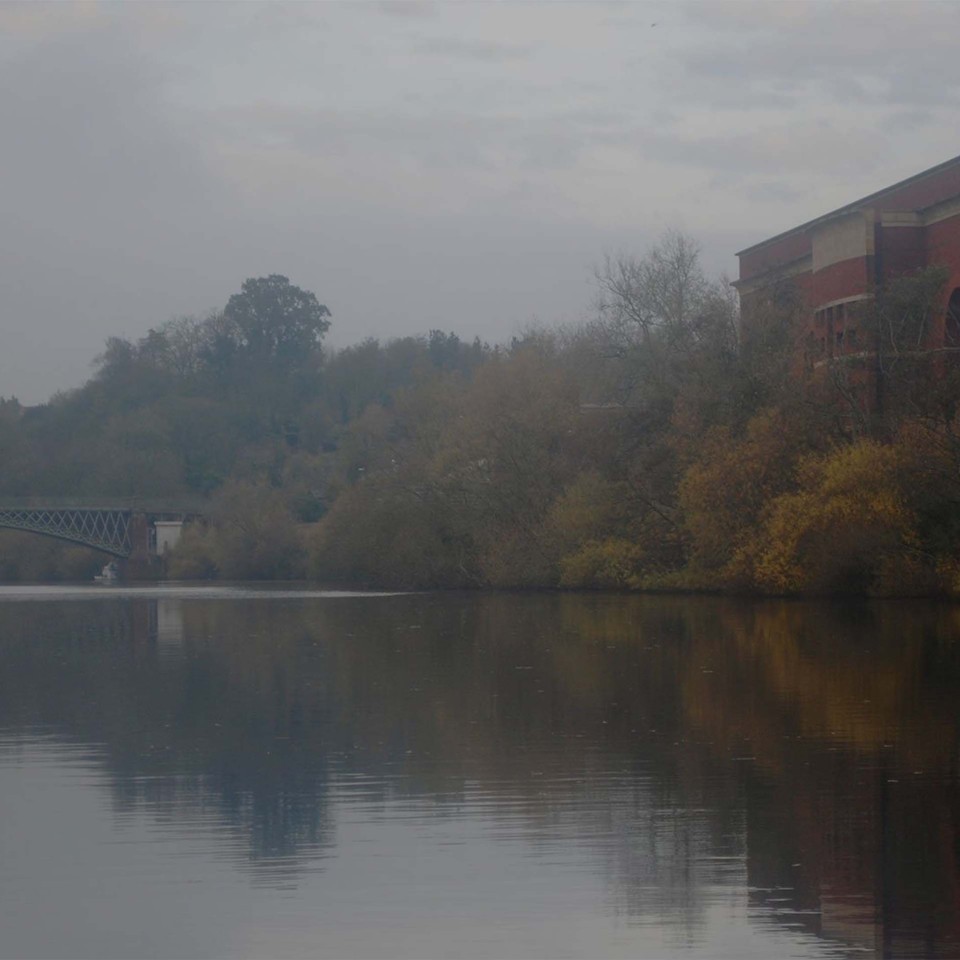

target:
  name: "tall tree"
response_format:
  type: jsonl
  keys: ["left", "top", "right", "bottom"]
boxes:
{"left": 223, "top": 275, "right": 331, "bottom": 366}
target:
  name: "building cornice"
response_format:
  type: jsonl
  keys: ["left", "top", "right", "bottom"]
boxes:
{"left": 921, "top": 194, "right": 960, "bottom": 228}
{"left": 732, "top": 254, "right": 812, "bottom": 293}
{"left": 737, "top": 154, "right": 960, "bottom": 258}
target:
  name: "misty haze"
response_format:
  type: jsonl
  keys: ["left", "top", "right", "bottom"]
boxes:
{"left": 2, "top": 3, "right": 960, "bottom": 959}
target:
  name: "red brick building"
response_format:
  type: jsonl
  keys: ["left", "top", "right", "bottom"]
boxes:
{"left": 736, "top": 155, "right": 960, "bottom": 372}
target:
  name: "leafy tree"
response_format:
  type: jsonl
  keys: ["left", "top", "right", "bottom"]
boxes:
{"left": 223, "top": 274, "right": 331, "bottom": 366}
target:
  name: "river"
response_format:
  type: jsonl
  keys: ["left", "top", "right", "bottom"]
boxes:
{"left": 0, "top": 586, "right": 957, "bottom": 958}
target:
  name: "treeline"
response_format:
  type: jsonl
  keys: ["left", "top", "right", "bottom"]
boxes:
{"left": 3, "top": 239, "right": 960, "bottom": 595}
{"left": 0, "top": 273, "right": 491, "bottom": 581}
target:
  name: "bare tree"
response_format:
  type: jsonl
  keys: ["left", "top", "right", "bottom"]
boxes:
{"left": 593, "top": 231, "right": 713, "bottom": 349}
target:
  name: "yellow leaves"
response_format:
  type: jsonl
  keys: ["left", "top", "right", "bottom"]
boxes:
{"left": 749, "top": 440, "right": 920, "bottom": 595}
{"left": 678, "top": 419, "right": 960, "bottom": 595}
{"left": 545, "top": 472, "right": 629, "bottom": 552}
{"left": 815, "top": 438, "right": 904, "bottom": 498}
{"left": 677, "top": 408, "right": 799, "bottom": 572}
{"left": 747, "top": 491, "right": 814, "bottom": 593}
{"left": 558, "top": 538, "right": 646, "bottom": 589}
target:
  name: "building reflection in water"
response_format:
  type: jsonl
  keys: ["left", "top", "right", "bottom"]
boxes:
{"left": 0, "top": 593, "right": 956, "bottom": 956}
{"left": 154, "top": 599, "right": 184, "bottom": 653}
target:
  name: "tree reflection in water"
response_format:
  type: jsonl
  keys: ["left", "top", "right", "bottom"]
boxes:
{"left": 0, "top": 592, "right": 957, "bottom": 955}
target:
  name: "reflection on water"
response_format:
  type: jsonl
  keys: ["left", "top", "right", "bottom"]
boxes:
{"left": 0, "top": 590, "right": 957, "bottom": 958}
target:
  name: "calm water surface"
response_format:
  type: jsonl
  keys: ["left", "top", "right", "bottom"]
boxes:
{"left": 0, "top": 587, "right": 957, "bottom": 958}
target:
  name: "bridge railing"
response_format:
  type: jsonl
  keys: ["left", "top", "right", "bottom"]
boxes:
{"left": 0, "top": 497, "right": 208, "bottom": 514}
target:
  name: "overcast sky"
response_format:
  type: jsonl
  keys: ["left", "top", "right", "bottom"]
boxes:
{"left": 2, "top": 1, "right": 959, "bottom": 403}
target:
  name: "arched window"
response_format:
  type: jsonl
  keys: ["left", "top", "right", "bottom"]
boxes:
{"left": 946, "top": 288, "right": 960, "bottom": 348}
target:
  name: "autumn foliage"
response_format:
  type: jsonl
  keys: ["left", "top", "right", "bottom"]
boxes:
{"left": 3, "top": 252, "right": 960, "bottom": 595}
{"left": 300, "top": 239, "right": 960, "bottom": 596}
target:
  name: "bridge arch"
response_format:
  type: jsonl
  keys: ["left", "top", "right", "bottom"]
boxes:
{"left": 0, "top": 500, "right": 205, "bottom": 560}
{"left": 0, "top": 506, "right": 133, "bottom": 557}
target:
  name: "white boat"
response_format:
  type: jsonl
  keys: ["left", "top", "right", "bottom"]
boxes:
{"left": 94, "top": 561, "right": 119, "bottom": 583}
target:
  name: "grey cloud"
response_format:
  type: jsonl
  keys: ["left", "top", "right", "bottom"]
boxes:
{"left": 211, "top": 105, "right": 503, "bottom": 172}
{"left": 745, "top": 181, "right": 806, "bottom": 205}
{"left": 373, "top": 2, "right": 438, "bottom": 20}
{"left": 210, "top": 102, "right": 610, "bottom": 176}
{"left": 679, "top": 3, "right": 960, "bottom": 111}
{"left": 634, "top": 122, "right": 888, "bottom": 185}
{"left": 412, "top": 37, "right": 532, "bottom": 62}
{"left": 0, "top": 20, "right": 618, "bottom": 403}
{"left": 885, "top": 108, "right": 936, "bottom": 131}
{"left": 657, "top": 66, "right": 800, "bottom": 111}
{"left": 3, "top": 0, "right": 957, "bottom": 405}
{"left": 0, "top": 20, "right": 242, "bottom": 401}
{"left": 0, "top": 23, "right": 228, "bottom": 223}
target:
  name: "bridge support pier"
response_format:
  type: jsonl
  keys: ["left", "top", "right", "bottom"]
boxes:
{"left": 119, "top": 513, "right": 162, "bottom": 580}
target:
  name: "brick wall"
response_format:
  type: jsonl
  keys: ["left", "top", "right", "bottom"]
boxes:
{"left": 739, "top": 157, "right": 960, "bottom": 289}
{"left": 926, "top": 212, "right": 960, "bottom": 343}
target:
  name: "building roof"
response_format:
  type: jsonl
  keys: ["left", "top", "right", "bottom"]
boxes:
{"left": 736, "top": 154, "right": 960, "bottom": 258}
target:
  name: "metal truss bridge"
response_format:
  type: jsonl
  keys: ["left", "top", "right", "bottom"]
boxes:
{"left": 0, "top": 499, "right": 205, "bottom": 558}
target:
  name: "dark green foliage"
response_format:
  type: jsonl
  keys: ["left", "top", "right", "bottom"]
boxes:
{"left": 0, "top": 271, "right": 499, "bottom": 580}
{"left": 223, "top": 274, "right": 331, "bottom": 366}
{"left": 0, "top": 531, "right": 104, "bottom": 582}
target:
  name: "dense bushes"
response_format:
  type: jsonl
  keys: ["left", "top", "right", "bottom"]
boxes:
{"left": 0, "top": 531, "right": 103, "bottom": 583}
{"left": 167, "top": 481, "right": 306, "bottom": 581}
{"left": 748, "top": 440, "right": 924, "bottom": 595}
